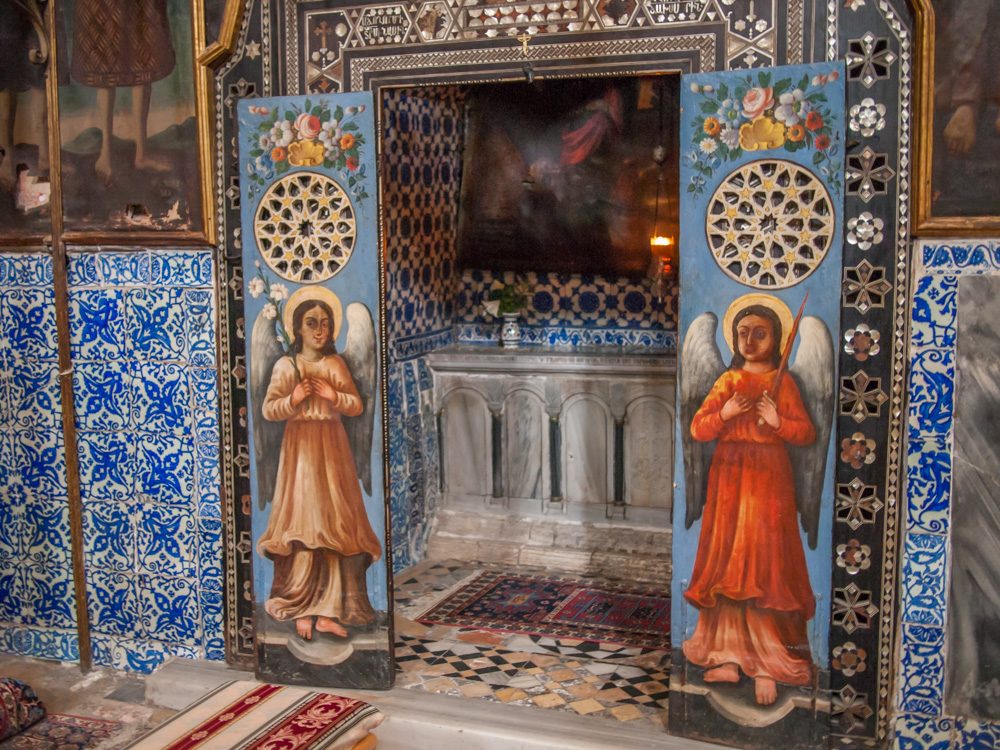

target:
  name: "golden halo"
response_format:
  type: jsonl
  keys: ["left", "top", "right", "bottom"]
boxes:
{"left": 721, "top": 293, "right": 794, "bottom": 354}
{"left": 282, "top": 286, "right": 343, "bottom": 343}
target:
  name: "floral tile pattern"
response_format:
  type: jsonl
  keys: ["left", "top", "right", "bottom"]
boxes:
{"left": 69, "top": 249, "right": 223, "bottom": 671}
{"left": 0, "top": 254, "right": 77, "bottom": 662}
{"left": 895, "top": 241, "right": 1000, "bottom": 748}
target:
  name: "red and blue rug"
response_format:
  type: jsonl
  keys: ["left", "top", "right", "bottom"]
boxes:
{"left": 417, "top": 570, "right": 670, "bottom": 650}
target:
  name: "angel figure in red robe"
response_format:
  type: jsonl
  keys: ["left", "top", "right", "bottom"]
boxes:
{"left": 679, "top": 292, "right": 833, "bottom": 706}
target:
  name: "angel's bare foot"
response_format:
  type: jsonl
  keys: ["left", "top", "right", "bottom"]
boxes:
{"left": 704, "top": 663, "right": 740, "bottom": 683}
{"left": 754, "top": 676, "right": 778, "bottom": 705}
{"left": 315, "top": 616, "right": 348, "bottom": 638}
{"left": 295, "top": 617, "right": 314, "bottom": 640}
{"left": 944, "top": 104, "right": 977, "bottom": 155}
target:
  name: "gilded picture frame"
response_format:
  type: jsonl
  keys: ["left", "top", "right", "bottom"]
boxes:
{"left": 24, "top": 0, "right": 218, "bottom": 246}
{"left": 913, "top": 0, "right": 1000, "bottom": 235}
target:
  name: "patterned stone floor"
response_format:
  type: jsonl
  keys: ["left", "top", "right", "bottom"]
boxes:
{"left": 393, "top": 559, "right": 670, "bottom": 730}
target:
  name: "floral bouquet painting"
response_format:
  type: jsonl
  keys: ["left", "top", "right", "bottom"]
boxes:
{"left": 244, "top": 100, "right": 369, "bottom": 203}
{"left": 685, "top": 69, "right": 842, "bottom": 196}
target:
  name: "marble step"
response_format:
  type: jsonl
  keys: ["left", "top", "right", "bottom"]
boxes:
{"left": 427, "top": 507, "right": 671, "bottom": 585}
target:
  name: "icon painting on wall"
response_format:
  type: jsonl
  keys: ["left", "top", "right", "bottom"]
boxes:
{"left": 672, "top": 62, "right": 845, "bottom": 748}
{"left": 56, "top": 0, "right": 205, "bottom": 233}
{"left": 239, "top": 92, "right": 391, "bottom": 689}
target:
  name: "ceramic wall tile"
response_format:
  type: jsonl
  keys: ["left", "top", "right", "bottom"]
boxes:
{"left": 83, "top": 502, "right": 135, "bottom": 573}
{"left": 955, "top": 719, "right": 1000, "bottom": 750}
{"left": 129, "top": 362, "right": 192, "bottom": 433}
{"left": 896, "top": 242, "right": 1000, "bottom": 745}
{"left": 910, "top": 275, "right": 958, "bottom": 351}
{"left": 150, "top": 252, "right": 214, "bottom": 288}
{"left": 24, "top": 564, "right": 75, "bottom": 628}
{"left": 65, "top": 248, "right": 224, "bottom": 670}
{"left": 77, "top": 432, "right": 135, "bottom": 502}
{"left": 86, "top": 570, "right": 140, "bottom": 637}
{"left": 23, "top": 499, "right": 71, "bottom": 567}
{"left": 920, "top": 244, "right": 996, "bottom": 275}
{"left": 15, "top": 428, "right": 67, "bottom": 499}
{"left": 137, "top": 575, "right": 200, "bottom": 646}
{"left": 892, "top": 714, "right": 954, "bottom": 750}
{"left": 125, "top": 288, "right": 188, "bottom": 361}
{"left": 69, "top": 289, "right": 126, "bottom": 361}
{"left": 9, "top": 366, "right": 60, "bottom": 430}
{"left": 3, "top": 289, "right": 59, "bottom": 362}
{"left": 900, "top": 533, "right": 947, "bottom": 628}
{"left": 73, "top": 363, "right": 131, "bottom": 431}
{"left": 907, "top": 349, "right": 954, "bottom": 440}
{"left": 134, "top": 432, "right": 196, "bottom": 507}
{"left": 98, "top": 253, "right": 151, "bottom": 286}
{"left": 136, "top": 504, "right": 198, "bottom": 578}
{"left": 905, "top": 437, "right": 951, "bottom": 536}
{"left": 898, "top": 624, "right": 945, "bottom": 716}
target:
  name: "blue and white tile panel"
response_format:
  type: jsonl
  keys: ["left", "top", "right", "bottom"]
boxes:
{"left": 894, "top": 241, "right": 1000, "bottom": 748}
{"left": 387, "top": 358, "right": 438, "bottom": 573}
{"left": 69, "top": 248, "right": 223, "bottom": 673}
{"left": 457, "top": 269, "right": 677, "bottom": 350}
{"left": 0, "top": 253, "right": 78, "bottom": 663}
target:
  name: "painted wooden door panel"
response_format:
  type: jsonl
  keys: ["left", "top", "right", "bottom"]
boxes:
{"left": 670, "top": 62, "right": 845, "bottom": 748}
{"left": 238, "top": 92, "right": 392, "bottom": 689}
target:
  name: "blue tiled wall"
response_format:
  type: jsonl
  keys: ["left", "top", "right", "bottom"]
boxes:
{"left": 383, "top": 88, "right": 463, "bottom": 572}
{"left": 0, "top": 254, "right": 78, "bottom": 662}
{"left": 893, "top": 241, "right": 1000, "bottom": 749}
{"left": 68, "top": 249, "right": 223, "bottom": 672}
{"left": 456, "top": 268, "right": 678, "bottom": 350}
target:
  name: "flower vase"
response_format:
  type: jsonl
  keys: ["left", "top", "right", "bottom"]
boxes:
{"left": 500, "top": 313, "right": 521, "bottom": 348}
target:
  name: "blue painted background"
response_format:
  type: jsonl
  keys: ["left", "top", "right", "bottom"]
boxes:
{"left": 671, "top": 62, "right": 845, "bottom": 667}
{"left": 237, "top": 93, "right": 388, "bottom": 612}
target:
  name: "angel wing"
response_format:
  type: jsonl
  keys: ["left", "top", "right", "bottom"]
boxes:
{"left": 680, "top": 313, "right": 727, "bottom": 528}
{"left": 788, "top": 316, "right": 835, "bottom": 550}
{"left": 341, "top": 302, "right": 377, "bottom": 496}
{"left": 250, "top": 311, "right": 286, "bottom": 510}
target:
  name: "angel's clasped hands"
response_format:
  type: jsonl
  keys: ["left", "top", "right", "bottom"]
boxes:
{"left": 720, "top": 391, "right": 782, "bottom": 429}
{"left": 290, "top": 377, "right": 341, "bottom": 406}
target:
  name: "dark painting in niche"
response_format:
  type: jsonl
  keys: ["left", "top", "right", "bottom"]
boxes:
{"left": 945, "top": 274, "right": 1000, "bottom": 720}
{"left": 456, "top": 75, "right": 679, "bottom": 277}
{"left": 56, "top": 0, "right": 203, "bottom": 233}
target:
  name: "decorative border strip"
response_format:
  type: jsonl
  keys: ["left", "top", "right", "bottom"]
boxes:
{"left": 392, "top": 328, "right": 455, "bottom": 362}
{"left": 892, "top": 241, "right": 1000, "bottom": 749}
{"left": 455, "top": 323, "right": 677, "bottom": 351}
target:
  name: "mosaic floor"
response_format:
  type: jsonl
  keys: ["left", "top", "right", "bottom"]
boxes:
{"left": 393, "top": 559, "right": 670, "bottom": 730}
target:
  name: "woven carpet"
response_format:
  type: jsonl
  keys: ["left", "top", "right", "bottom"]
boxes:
{"left": 0, "top": 713, "right": 122, "bottom": 749}
{"left": 417, "top": 570, "right": 670, "bottom": 649}
{"left": 124, "top": 681, "right": 383, "bottom": 750}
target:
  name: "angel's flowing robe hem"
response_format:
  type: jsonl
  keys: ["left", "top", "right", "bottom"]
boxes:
{"left": 683, "top": 368, "right": 817, "bottom": 685}
{"left": 682, "top": 598, "right": 813, "bottom": 686}
{"left": 265, "top": 547, "right": 348, "bottom": 622}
